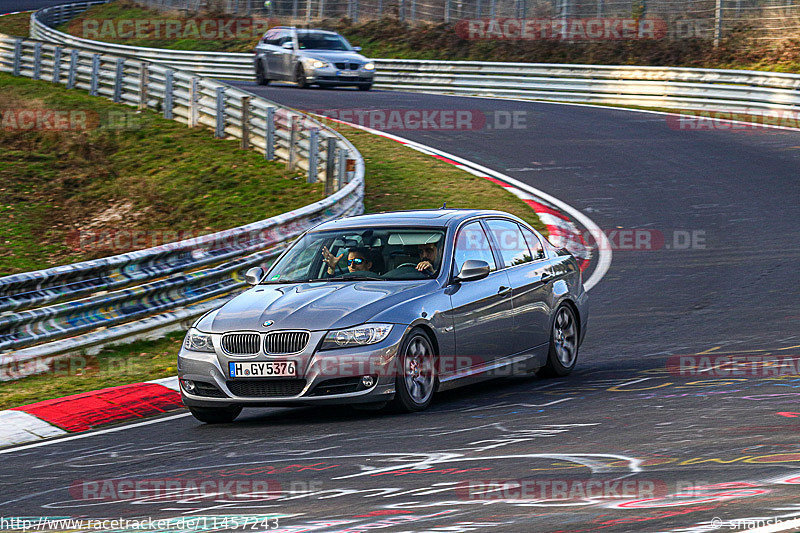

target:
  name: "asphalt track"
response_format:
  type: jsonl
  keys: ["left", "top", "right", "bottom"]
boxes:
{"left": 3, "top": 71, "right": 800, "bottom": 530}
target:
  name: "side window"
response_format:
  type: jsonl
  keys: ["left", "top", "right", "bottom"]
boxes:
{"left": 486, "top": 219, "right": 532, "bottom": 268}
{"left": 520, "top": 225, "right": 545, "bottom": 261}
{"left": 453, "top": 222, "right": 496, "bottom": 274}
{"left": 261, "top": 30, "right": 278, "bottom": 45}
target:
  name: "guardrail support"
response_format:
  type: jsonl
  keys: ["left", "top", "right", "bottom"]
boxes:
{"left": 308, "top": 128, "right": 319, "bottom": 183}
{"left": 113, "top": 58, "right": 124, "bottom": 103}
{"left": 265, "top": 107, "right": 275, "bottom": 161}
{"left": 325, "top": 137, "right": 336, "bottom": 195}
{"left": 12, "top": 39, "right": 22, "bottom": 77}
{"left": 215, "top": 87, "right": 226, "bottom": 138}
{"left": 67, "top": 49, "right": 78, "bottom": 89}
{"left": 164, "top": 69, "right": 174, "bottom": 119}
{"left": 241, "top": 96, "right": 250, "bottom": 150}
{"left": 89, "top": 54, "right": 100, "bottom": 96}
{"left": 337, "top": 147, "right": 346, "bottom": 189}
{"left": 287, "top": 115, "right": 298, "bottom": 171}
{"left": 32, "top": 43, "right": 42, "bottom": 80}
{"left": 52, "top": 47, "right": 62, "bottom": 83}
{"left": 138, "top": 62, "right": 149, "bottom": 110}
{"left": 189, "top": 77, "right": 199, "bottom": 127}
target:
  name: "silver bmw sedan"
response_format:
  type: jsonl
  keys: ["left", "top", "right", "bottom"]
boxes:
{"left": 178, "top": 209, "right": 588, "bottom": 423}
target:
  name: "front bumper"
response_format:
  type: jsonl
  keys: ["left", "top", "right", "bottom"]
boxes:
{"left": 306, "top": 65, "right": 375, "bottom": 86}
{"left": 178, "top": 326, "right": 404, "bottom": 408}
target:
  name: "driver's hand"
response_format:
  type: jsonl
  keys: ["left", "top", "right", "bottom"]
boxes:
{"left": 321, "top": 246, "right": 343, "bottom": 269}
{"left": 416, "top": 260, "right": 433, "bottom": 272}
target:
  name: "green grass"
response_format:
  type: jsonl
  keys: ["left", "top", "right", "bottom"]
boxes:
{"left": 0, "top": 12, "right": 30, "bottom": 37}
{"left": 0, "top": 72, "right": 321, "bottom": 275}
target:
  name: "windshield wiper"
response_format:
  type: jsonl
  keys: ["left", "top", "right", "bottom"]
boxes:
{"left": 319, "top": 275, "right": 384, "bottom": 282}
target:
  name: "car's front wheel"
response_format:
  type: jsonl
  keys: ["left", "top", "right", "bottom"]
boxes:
{"left": 538, "top": 303, "right": 579, "bottom": 377}
{"left": 189, "top": 405, "right": 242, "bottom": 424}
{"left": 391, "top": 328, "right": 436, "bottom": 412}
{"left": 295, "top": 64, "right": 309, "bottom": 88}
{"left": 358, "top": 83, "right": 372, "bottom": 91}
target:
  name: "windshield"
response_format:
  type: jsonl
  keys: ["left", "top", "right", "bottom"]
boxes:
{"left": 297, "top": 32, "right": 352, "bottom": 51}
{"left": 265, "top": 227, "right": 446, "bottom": 283}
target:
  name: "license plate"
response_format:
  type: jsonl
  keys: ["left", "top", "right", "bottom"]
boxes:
{"left": 338, "top": 71, "right": 358, "bottom": 77}
{"left": 229, "top": 361, "right": 297, "bottom": 378}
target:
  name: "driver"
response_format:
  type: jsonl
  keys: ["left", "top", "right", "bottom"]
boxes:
{"left": 416, "top": 241, "right": 439, "bottom": 274}
{"left": 322, "top": 246, "right": 374, "bottom": 276}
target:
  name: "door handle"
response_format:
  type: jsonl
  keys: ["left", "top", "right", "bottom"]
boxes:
{"left": 540, "top": 271, "right": 553, "bottom": 282}
{"left": 498, "top": 286, "right": 511, "bottom": 295}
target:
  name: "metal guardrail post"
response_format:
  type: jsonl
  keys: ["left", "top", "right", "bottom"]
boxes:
{"left": 138, "top": 62, "right": 149, "bottom": 110}
{"left": 410, "top": 0, "right": 415, "bottom": 21}
{"left": 287, "top": 115, "right": 298, "bottom": 171}
{"left": 12, "top": 39, "right": 22, "bottom": 77}
{"left": 215, "top": 86, "right": 226, "bottom": 138}
{"left": 189, "top": 77, "right": 199, "bottom": 127}
{"left": 113, "top": 58, "right": 124, "bottom": 103}
{"left": 308, "top": 128, "right": 319, "bottom": 183}
{"left": 164, "top": 69, "right": 174, "bottom": 119}
{"left": 52, "top": 47, "right": 62, "bottom": 83}
{"left": 241, "top": 96, "right": 250, "bottom": 150}
{"left": 476, "top": 0, "right": 482, "bottom": 16}
{"left": 265, "top": 107, "right": 275, "bottom": 161}
{"left": 444, "top": 0, "right": 450, "bottom": 23}
{"left": 89, "top": 54, "right": 100, "bottom": 96}
{"left": 489, "top": 0, "right": 496, "bottom": 17}
{"left": 67, "top": 49, "right": 78, "bottom": 89}
{"left": 325, "top": 137, "right": 335, "bottom": 195}
{"left": 337, "top": 147, "right": 346, "bottom": 189}
{"left": 32, "top": 43, "right": 42, "bottom": 80}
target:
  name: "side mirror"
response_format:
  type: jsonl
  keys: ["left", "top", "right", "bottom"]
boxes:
{"left": 455, "top": 260, "right": 490, "bottom": 282}
{"left": 282, "top": 41, "right": 294, "bottom": 50}
{"left": 353, "top": 46, "right": 362, "bottom": 51}
{"left": 245, "top": 267, "right": 264, "bottom": 286}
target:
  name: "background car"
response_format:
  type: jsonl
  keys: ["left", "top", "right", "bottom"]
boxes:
{"left": 254, "top": 27, "right": 375, "bottom": 90}
{"left": 178, "top": 209, "right": 588, "bottom": 423}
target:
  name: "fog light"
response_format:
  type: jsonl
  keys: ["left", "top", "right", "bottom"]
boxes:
{"left": 181, "top": 379, "right": 196, "bottom": 393}
{"left": 361, "top": 375, "right": 375, "bottom": 388}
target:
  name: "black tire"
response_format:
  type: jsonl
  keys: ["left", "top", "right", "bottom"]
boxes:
{"left": 357, "top": 84, "right": 372, "bottom": 91}
{"left": 255, "top": 61, "right": 270, "bottom": 86}
{"left": 390, "top": 328, "right": 436, "bottom": 412}
{"left": 537, "top": 303, "right": 579, "bottom": 378}
{"left": 295, "top": 64, "right": 309, "bottom": 88}
{"left": 189, "top": 405, "right": 242, "bottom": 424}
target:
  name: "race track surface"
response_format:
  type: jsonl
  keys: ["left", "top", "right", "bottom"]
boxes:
{"left": 2, "top": 79, "right": 799, "bottom": 532}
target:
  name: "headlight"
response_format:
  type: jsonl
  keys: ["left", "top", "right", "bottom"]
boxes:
{"left": 183, "top": 329, "right": 215, "bottom": 353}
{"left": 363, "top": 62, "right": 375, "bottom": 71}
{"left": 310, "top": 59, "right": 327, "bottom": 69}
{"left": 320, "top": 324, "right": 393, "bottom": 350}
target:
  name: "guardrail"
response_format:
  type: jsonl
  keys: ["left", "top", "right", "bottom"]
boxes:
{"left": 30, "top": 2, "right": 800, "bottom": 114}
{"left": 0, "top": 32, "right": 365, "bottom": 380}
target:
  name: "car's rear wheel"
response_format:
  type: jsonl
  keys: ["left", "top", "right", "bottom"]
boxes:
{"left": 255, "top": 61, "right": 270, "bottom": 86}
{"left": 538, "top": 303, "right": 579, "bottom": 377}
{"left": 391, "top": 328, "right": 436, "bottom": 412}
{"left": 188, "top": 405, "right": 242, "bottom": 424}
{"left": 295, "top": 64, "right": 309, "bottom": 88}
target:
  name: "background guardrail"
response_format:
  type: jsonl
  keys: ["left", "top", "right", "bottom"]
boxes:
{"left": 0, "top": 32, "right": 365, "bottom": 380}
{"left": 31, "top": 1, "right": 800, "bottom": 114}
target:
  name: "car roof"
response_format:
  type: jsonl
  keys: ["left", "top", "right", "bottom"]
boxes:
{"left": 311, "top": 209, "right": 522, "bottom": 231}
{"left": 272, "top": 27, "right": 339, "bottom": 36}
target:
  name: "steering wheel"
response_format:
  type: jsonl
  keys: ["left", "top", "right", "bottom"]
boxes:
{"left": 395, "top": 263, "right": 418, "bottom": 269}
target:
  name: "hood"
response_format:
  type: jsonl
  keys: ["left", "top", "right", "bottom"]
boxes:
{"left": 197, "top": 280, "right": 433, "bottom": 333}
{"left": 302, "top": 50, "right": 368, "bottom": 63}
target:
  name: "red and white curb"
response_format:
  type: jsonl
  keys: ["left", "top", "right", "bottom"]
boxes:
{"left": 317, "top": 116, "right": 611, "bottom": 289}
{"left": 0, "top": 377, "right": 181, "bottom": 448}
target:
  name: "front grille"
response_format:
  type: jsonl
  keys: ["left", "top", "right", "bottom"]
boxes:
{"left": 264, "top": 331, "right": 309, "bottom": 354}
{"left": 222, "top": 333, "right": 260, "bottom": 355}
{"left": 349, "top": 63, "right": 360, "bottom": 70}
{"left": 227, "top": 379, "right": 306, "bottom": 398}
{"left": 309, "top": 377, "right": 362, "bottom": 396}
{"left": 335, "top": 62, "right": 346, "bottom": 69}
{"left": 193, "top": 381, "right": 227, "bottom": 398}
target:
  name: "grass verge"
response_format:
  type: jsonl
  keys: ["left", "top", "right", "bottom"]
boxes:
{"left": 0, "top": 12, "right": 30, "bottom": 37}
{"left": 0, "top": 77, "right": 545, "bottom": 409}
{"left": 0, "top": 72, "right": 321, "bottom": 275}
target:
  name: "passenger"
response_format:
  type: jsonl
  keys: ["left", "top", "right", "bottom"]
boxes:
{"left": 416, "top": 241, "right": 440, "bottom": 274}
{"left": 322, "top": 246, "right": 374, "bottom": 276}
